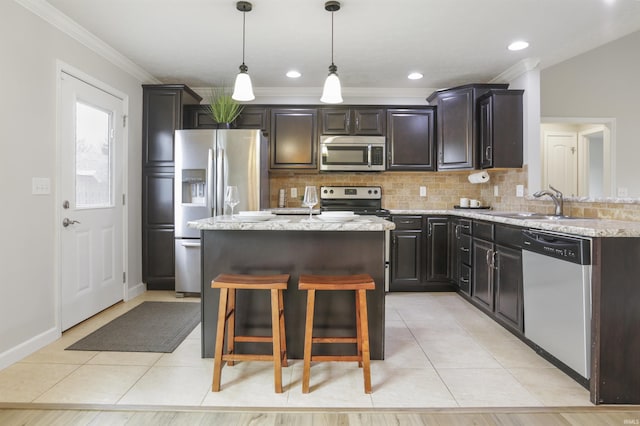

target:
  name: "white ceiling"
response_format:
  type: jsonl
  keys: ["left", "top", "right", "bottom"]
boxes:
{"left": 43, "top": 0, "right": 640, "bottom": 93}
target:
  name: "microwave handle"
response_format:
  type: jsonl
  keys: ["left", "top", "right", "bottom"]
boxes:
{"left": 367, "top": 144, "right": 372, "bottom": 168}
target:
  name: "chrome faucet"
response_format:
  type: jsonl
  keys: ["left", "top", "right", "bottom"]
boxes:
{"left": 533, "top": 185, "right": 564, "bottom": 216}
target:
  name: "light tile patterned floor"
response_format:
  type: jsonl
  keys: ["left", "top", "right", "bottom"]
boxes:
{"left": 0, "top": 291, "right": 592, "bottom": 408}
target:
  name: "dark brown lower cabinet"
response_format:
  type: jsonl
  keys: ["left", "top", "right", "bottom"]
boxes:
{"left": 142, "top": 170, "right": 176, "bottom": 290}
{"left": 426, "top": 217, "right": 449, "bottom": 282}
{"left": 390, "top": 216, "right": 423, "bottom": 291}
{"left": 390, "top": 215, "right": 451, "bottom": 291}
{"left": 471, "top": 237, "right": 494, "bottom": 311}
{"left": 493, "top": 244, "right": 523, "bottom": 331}
{"left": 469, "top": 221, "right": 523, "bottom": 333}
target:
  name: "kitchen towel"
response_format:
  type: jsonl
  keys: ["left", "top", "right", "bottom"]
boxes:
{"left": 468, "top": 171, "right": 490, "bottom": 184}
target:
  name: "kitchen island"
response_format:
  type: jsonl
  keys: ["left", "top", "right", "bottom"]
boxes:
{"left": 189, "top": 215, "right": 395, "bottom": 360}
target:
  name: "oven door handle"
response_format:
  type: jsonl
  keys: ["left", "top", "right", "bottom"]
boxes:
{"left": 367, "top": 144, "right": 372, "bottom": 168}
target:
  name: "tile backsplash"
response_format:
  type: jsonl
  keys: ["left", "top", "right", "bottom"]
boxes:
{"left": 270, "top": 166, "right": 640, "bottom": 221}
{"left": 270, "top": 171, "right": 483, "bottom": 210}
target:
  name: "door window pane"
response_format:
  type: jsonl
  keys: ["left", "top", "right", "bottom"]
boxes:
{"left": 75, "top": 101, "right": 112, "bottom": 208}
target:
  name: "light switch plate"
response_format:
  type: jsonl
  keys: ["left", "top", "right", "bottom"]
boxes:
{"left": 419, "top": 186, "right": 427, "bottom": 197}
{"left": 516, "top": 185, "right": 524, "bottom": 197}
{"left": 291, "top": 187, "right": 297, "bottom": 198}
{"left": 32, "top": 177, "right": 51, "bottom": 195}
{"left": 493, "top": 185, "right": 499, "bottom": 196}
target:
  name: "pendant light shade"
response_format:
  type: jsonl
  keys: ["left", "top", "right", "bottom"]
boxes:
{"left": 321, "top": 64, "right": 343, "bottom": 104}
{"left": 320, "top": 1, "right": 343, "bottom": 104}
{"left": 232, "top": 1, "right": 255, "bottom": 101}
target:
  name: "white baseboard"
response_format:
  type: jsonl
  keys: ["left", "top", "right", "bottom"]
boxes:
{"left": 125, "top": 281, "right": 146, "bottom": 301}
{"left": 0, "top": 327, "right": 60, "bottom": 371}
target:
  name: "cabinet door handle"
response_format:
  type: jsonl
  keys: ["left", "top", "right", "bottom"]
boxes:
{"left": 492, "top": 250, "right": 498, "bottom": 270}
{"left": 355, "top": 116, "right": 360, "bottom": 129}
{"left": 460, "top": 277, "right": 469, "bottom": 283}
{"left": 399, "top": 220, "right": 414, "bottom": 225}
{"left": 460, "top": 247, "right": 469, "bottom": 253}
{"left": 428, "top": 223, "right": 433, "bottom": 236}
{"left": 486, "top": 249, "right": 493, "bottom": 266}
{"left": 485, "top": 146, "right": 492, "bottom": 161}
{"left": 455, "top": 224, "right": 460, "bottom": 239}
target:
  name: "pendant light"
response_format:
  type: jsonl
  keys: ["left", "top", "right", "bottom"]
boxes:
{"left": 232, "top": 1, "right": 255, "bottom": 101}
{"left": 320, "top": 1, "right": 343, "bottom": 104}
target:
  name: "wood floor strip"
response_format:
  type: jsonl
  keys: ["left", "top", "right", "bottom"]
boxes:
{"left": 1, "top": 407, "right": 639, "bottom": 426}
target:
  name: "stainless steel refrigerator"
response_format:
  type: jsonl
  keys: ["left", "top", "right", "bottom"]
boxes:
{"left": 174, "top": 129, "right": 268, "bottom": 295}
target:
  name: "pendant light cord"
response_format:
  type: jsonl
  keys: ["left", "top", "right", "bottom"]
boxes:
{"left": 241, "top": 9, "right": 246, "bottom": 66}
{"left": 330, "top": 10, "right": 334, "bottom": 66}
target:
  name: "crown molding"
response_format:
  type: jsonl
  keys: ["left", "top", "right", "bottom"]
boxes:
{"left": 490, "top": 57, "right": 541, "bottom": 84}
{"left": 15, "top": 0, "right": 160, "bottom": 83}
{"left": 192, "top": 86, "right": 435, "bottom": 103}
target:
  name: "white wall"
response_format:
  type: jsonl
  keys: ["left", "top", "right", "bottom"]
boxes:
{"left": 0, "top": 1, "right": 144, "bottom": 368}
{"left": 540, "top": 30, "right": 640, "bottom": 197}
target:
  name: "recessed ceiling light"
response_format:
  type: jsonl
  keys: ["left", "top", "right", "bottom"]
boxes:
{"left": 508, "top": 41, "right": 529, "bottom": 51}
{"left": 408, "top": 72, "right": 423, "bottom": 80}
{"left": 286, "top": 70, "right": 302, "bottom": 78}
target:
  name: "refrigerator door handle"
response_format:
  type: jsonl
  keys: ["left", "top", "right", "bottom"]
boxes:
{"left": 216, "top": 147, "right": 225, "bottom": 216}
{"left": 207, "top": 148, "right": 214, "bottom": 216}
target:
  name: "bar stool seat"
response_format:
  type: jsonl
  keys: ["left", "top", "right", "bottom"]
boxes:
{"left": 298, "top": 273, "right": 375, "bottom": 393}
{"left": 211, "top": 273, "right": 289, "bottom": 393}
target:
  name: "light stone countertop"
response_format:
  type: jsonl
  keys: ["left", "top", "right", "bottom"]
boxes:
{"left": 188, "top": 215, "right": 396, "bottom": 231}
{"left": 390, "top": 209, "right": 640, "bottom": 238}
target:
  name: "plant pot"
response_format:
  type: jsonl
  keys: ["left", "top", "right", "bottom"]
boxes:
{"left": 217, "top": 122, "right": 233, "bottom": 129}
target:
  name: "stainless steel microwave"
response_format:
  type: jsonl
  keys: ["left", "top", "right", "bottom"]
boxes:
{"left": 319, "top": 135, "right": 386, "bottom": 171}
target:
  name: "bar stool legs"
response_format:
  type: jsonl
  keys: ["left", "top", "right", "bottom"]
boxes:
{"left": 299, "top": 274, "right": 375, "bottom": 394}
{"left": 211, "top": 273, "right": 289, "bottom": 393}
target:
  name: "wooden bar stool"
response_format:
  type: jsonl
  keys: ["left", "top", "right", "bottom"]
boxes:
{"left": 211, "top": 273, "right": 289, "bottom": 393}
{"left": 298, "top": 273, "right": 375, "bottom": 394}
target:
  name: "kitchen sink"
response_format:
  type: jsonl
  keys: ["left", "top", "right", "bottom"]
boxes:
{"left": 486, "top": 212, "right": 580, "bottom": 220}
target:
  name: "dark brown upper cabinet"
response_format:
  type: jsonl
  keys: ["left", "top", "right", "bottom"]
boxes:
{"left": 270, "top": 108, "right": 318, "bottom": 170}
{"left": 386, "top": 108, "right": 436, "bottom": 171}
{"left": 427, "top": 84, "right": 507, "bottom": 170}
{"left": 183, "top": 105, "right": 268, "bottom": 132}
{"left": 143, "top": 85, "right": 201, "bottom": 167}
{"left": 320, "top": 108, "right": 385, "bottom": 135}
{"left": 478, "top": 89, "right": 524, "bottom": 169}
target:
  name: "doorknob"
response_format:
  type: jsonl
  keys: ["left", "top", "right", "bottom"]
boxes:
{"left": 62, "top": 218, "right": 80, "bottom": 227}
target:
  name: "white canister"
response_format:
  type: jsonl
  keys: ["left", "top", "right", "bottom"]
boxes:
{"left": 459, "top": 197, "right": 470, "bottom": 208}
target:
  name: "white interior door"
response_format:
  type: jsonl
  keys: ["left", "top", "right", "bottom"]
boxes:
{"left": 59, "top": 72, "right": 124, "bottom": 331}
{"left": 543, "top": 131, "right": 578, "bottom": 196}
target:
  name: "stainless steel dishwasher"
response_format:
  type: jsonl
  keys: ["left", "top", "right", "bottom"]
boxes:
{"left": 521, "top": 229, "right": 592, "bottom": 379}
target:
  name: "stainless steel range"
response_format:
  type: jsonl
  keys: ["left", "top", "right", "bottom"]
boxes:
{"left": 320, "top": 186, "right": 390, "bottom": 218}
{"left": 321, "top": 185, "right": 391, "bottom": 292}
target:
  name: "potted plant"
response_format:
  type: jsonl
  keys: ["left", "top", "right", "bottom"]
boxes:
{"left": 207, "top": 86, "right": 244, "bottom": 128}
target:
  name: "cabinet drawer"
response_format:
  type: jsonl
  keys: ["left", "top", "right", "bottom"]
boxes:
{"left": 392, "top": 216, "right": 423, "bottom": 230}
{"left": 460, "top": 234, "right": 472, "bottom": 265}
{"left": 459, "top": 219, "right": 472, "bottom": 235}
{"left": 473, "top": 221, "right": 494, "bottom": 241}
{"left": 495, "top": 224, "right": 522, "bottom": 248}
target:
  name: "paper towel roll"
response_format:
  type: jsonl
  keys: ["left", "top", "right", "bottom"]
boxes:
{"left": 468, "top": 171, "right": 490, "bottom": 184}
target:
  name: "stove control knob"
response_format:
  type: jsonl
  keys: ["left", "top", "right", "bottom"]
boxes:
{"left": 368, "top": 189, "right": 372, "bottom": 194}
{"left": 323, "top": 189, "right": 328, "bottom": 194}
{"left": 329, "top": 189, "right": 334, "bottom": 194}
